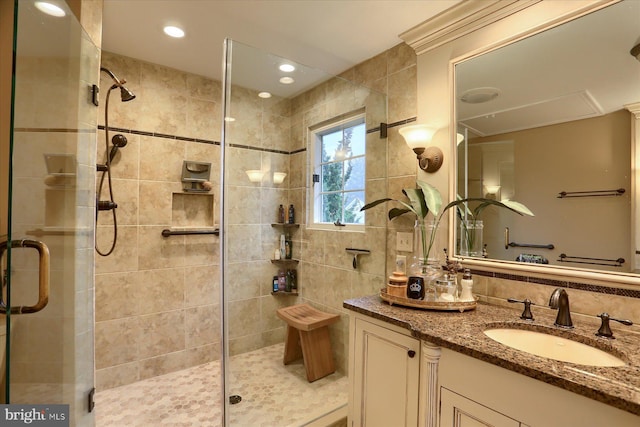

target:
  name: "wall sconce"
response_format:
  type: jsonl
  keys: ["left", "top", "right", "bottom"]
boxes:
{"left": 245, "top": 170, "right": 265, "bottom": 182}
{"left": 485, "top": 185, "right": 501, "bottom": 199}
{"left": 398, "top": 124, "right": 443, "bottom": 173}
{"left": 273, "top": 172, "right": 287, "bottom": 184}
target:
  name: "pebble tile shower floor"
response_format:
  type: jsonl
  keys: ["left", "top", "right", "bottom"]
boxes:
{"left": 95, "top": 343, "right": 347, "bottom": 426}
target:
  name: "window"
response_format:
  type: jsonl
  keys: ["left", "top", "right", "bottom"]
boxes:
{"left": 310, "top": 113, "right": 366, "bottom": 229}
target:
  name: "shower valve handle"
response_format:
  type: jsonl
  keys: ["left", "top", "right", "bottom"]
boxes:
{"left": 97, "top": 200, "right": 118, "bottom": 211}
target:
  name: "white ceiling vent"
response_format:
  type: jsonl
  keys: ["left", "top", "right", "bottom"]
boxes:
{"left": 460, "top": 90, "right": 604, "bottom": 137}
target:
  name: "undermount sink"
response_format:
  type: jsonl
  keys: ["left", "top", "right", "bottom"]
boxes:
{"left": 484, "top": 328, "right": 626, "bottom": 367}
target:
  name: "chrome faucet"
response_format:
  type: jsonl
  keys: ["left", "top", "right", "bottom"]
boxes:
{"left": 549, "top": 288, "right": 573, "bottom": 328}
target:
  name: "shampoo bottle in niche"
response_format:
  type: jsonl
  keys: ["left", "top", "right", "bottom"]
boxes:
{"left": 284, "top": 234, "right": 292, "bottom": 259}
{"left": 280, "top": 234, "right": 286, "bottom": 259}
{"left": 459, "top": 268, "right": 474, "bottom": 301}
{"left": 277, "top": 269, "right": 286, "bottom": 291}
{"left": 278, "top": 204, "right": 285, "bottom": 223}
{"left": 288, "top": 204, "right": 295, "bottom": 224}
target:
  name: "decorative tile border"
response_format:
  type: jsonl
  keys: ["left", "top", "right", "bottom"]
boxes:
{"left": 473, "top": 269, "right": 640, "bottom": 299}
{"left": 15, "top": 127, "right": 96, "bottom": 133}
{"left": 96, "top": 116, "right": 417, "bottom": 155}
{"left": 97, "top": 125, "right": 219, "bottom": 145}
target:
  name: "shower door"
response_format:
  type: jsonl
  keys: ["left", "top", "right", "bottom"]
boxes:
{"left": 1, "top": 1, "right": 98, "bottom": 425}
{"left": 221, "top": 39, "right": 387, "bottom": 426}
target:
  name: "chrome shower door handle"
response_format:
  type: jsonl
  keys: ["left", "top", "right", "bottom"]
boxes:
{"left": 0, "top": 239, "right": 50, "bottom": 314}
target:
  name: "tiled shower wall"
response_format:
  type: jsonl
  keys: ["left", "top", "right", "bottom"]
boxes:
{"left": 94, "top": 52, "right": 222, "bottom": 390}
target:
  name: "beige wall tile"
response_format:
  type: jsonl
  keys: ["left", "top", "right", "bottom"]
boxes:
{"left": 138, "top": 268, "right": 185, "bottom": 315}
{"left": 139, "top": 135, "right": 185, "bottom": 182}
{"left": 138, "top": 181, "right": 175, "bottom": 225}
{"left": 388, "top": 66, "right": 417, "bottom": 123}
{"left": 95, "top": 225, "right": 139, "bottom": 273}
{"left": 95, "top": 271, "right": 141, "bottom": 321}
{"left": 185, "top": 304, "right": 220, "bottom": 348}
{"left": 388, "top": 43, "right": 416, "bottom": 75}
{"left": 95, "top": 317, "right": 140, "bottom": 369}
{"left": 228, "top": 298, "right": 261, "bottom": 340}
{"left": 138, "top": 311, "right": 185, "bottom": 359}
{"left": 95, "top": 361, "right": 140, "bottom": 391}
{"left": 138, "top": 350, "right": 188, "bottom": 381}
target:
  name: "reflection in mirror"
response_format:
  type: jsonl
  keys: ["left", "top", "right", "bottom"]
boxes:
{"left": 455, "top": 0, "right": 640, "bottom": 274}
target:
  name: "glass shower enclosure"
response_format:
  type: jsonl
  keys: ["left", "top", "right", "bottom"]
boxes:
{"left": 2, "top": 1, "right": 98, "bottom": 425}
{"left": 221, "top": 39, "right": 387, "bottom": 426}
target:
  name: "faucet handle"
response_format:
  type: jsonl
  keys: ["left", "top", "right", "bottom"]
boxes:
{"left": 508, "top": 298, "right": 535, "bottom": 320}
{"left": 596, "top": 313, "right": 633, "bottom": 339}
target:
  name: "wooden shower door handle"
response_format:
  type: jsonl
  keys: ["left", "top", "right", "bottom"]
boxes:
{"left": 0, "top": 239, "right": 50, "bottom": 314}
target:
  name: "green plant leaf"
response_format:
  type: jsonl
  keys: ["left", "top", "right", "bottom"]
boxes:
{"left": 501, "top": 199, "right": 535, "bottom": 216}
{"left": 403, "top": 188, "right": 428, "bottom": 219}
{"left": 417, "top": 180, "right": 442, "bottom": 216}
{"left": 360, "top": 198, "right": 393, "bottom": 211}
{"left": 388, "top": 207, "right": 411, "bottom": 220}
{"left": 441, "top": 197, "right": 534, "bottom": 219}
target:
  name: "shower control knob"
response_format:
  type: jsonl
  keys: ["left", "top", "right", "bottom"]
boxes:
{"left": 97, "top": 200, "right": 118, "bottom": 211}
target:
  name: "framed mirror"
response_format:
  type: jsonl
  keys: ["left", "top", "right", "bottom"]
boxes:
{"left": 454, "top": 0, "right": 640, "bottom": 276}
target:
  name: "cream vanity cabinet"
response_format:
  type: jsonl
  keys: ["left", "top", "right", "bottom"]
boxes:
{"left": 348, "top": 312, "right": 639, "bottom": 427}
{"left": 438, "top": 348, "right": 639, "bottom": 427}
{"left": 348, "top": 313, "right": 421, "bottom": 427}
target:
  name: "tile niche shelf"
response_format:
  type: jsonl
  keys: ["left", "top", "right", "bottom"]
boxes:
{"left": 271, "top": 223, "right": 300, "bottom": 296}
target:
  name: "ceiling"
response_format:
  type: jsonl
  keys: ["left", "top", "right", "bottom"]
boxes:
{"left": 100, "top": 0, "right": 639, "bottom": 134}
{"left": 456, "top": 0, "right": 640, "bottom": 137}
{"left": 102, "top": 0, "right": 462, "bottom": 85}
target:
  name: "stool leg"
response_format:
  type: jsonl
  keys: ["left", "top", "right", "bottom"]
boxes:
{"left": 283, "top": 325, "right": 302, "bottom": 364}
{"left": 299, "top": 326, "right": 335, "bottom": 382}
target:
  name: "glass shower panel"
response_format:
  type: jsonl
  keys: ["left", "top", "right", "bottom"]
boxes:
{"left": 221, "top": 39, "right": 387, "bottom": 426}
{"left": 3, "top": 1, "right": 98, "bottom": 425}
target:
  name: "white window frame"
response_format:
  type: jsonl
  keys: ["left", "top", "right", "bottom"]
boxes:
{"left": 308, "top": 111, "right": 366, "bottom": 232}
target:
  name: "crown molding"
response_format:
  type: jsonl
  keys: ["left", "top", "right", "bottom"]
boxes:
{"left": 399, "top": 0, "right": 541, "bottom": 55}
{"left": 625, "top": 102, "right": 640, "bottom": 119}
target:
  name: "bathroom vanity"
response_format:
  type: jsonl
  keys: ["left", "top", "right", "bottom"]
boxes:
{"left": 345, "top": 296, "right": 640, "bottom": 427}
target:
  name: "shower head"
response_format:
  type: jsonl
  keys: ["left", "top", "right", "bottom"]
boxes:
{"left": 109, "top": 134, "right": 128, "bottom": 162}
{"left": 100, "top": 67, "right": 136, "bottom": 102}
{"left": 119, "top": 86, "right": 136, "bottom": 102}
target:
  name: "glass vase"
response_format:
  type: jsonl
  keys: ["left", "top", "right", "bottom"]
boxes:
{"left": 409, "top": 220, "right": 442, "bottom": 300}
{"left": 459, "top": 219, "right": 483, "bottom": 257}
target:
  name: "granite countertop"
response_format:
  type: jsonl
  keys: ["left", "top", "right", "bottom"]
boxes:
{"left": 343, "top": 295, "right": 640, "bottom": 416}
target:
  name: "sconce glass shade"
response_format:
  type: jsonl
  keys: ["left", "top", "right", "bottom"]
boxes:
{"left": 457, "top": 133, "right": 465, "bottom": 145}
{"left": 485, "top": 185, "right": 501, "bottom": 194}
{"left": 245, "top": 170, "right": 265, "bottom": 182}
{"left": 273, "top": 172, "right": 287, "bottom": 184}
{"left": 398, "top": 124, "right": 437, "bottom": 150}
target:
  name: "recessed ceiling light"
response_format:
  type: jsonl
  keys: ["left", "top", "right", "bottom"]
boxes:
{"left": 460, "top": 87, "right": 501, "bottom": 104}
{"left": 258, "top": 92, "right": 272, "bottom": 99}
{"left": 279, "top": 64, "right": 295, "bottom": 73}
{"left": 163, "top": 26, "right": 185, "bottom": 38}
{"left": 35, "top": 2, "right": 66, "bottom": 17}
{"left": 279, "top": 77, "right": 294, "bottom": 85}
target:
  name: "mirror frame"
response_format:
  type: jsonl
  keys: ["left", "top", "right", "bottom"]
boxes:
{"left": 403, "top": 0, "right": 640, "bottom": 287}
{"left": 449, "top": 0, "right": 640, "bottom": 287}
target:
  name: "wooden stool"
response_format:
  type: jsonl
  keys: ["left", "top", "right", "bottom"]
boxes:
{"left": 276, "top": 303, "right": 340, "bottom": 382}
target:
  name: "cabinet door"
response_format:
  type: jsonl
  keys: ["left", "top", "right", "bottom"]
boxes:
{"left": 440, "top": 388, "right": 522, "bottom": 427}
{"left": 352, "top": 318, "right": 420, "bottom": 427}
